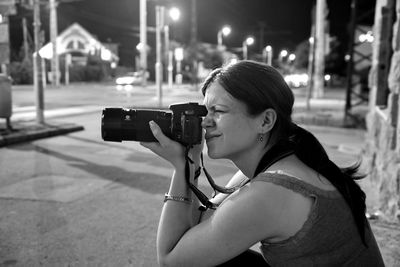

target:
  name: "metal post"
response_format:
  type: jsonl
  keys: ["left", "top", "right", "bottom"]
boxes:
{"left": 65, "top": 53, "right": 71, "bottom": 85}
{"left": 243, "top": 41, "right": 248, "bottom": 60}
{"left": 217, "top": 30, "right": 222, "bottom": 47}
{"left": 164, "top": 24, "right": 170, "bottom": 84}
{"left": 22, "top": 18, "right": 30, "bottom": 62}
{"left": 41, "top": 56, "right": 46, "bottom": 88}
{"left": 155, "top": 6, "right": 164, "bottom": 107}
{"left": 50, "top": 0, "right": 59, "bottom": 87}
{"left": 168, "top": 51, "right": 173, "bottom": 88}
{"left": 140, "top": 0, "right": 147, "bottom": 86}
{"left": 33, "top": 0, "right": 44, "bottom": 124}
{"left": 313, "top": 0, "right": 326, "bottom": 99}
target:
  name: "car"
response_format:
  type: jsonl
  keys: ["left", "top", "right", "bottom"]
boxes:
{"left": 115, "top": 72, "right": 143, "bottom": 85}
{"left": 284, "top": 73, "right": 309, "bottom": 88}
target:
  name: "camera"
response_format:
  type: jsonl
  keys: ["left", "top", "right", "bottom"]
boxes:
{"left": 101, "top": 102, "right": 207, "bottom": 146}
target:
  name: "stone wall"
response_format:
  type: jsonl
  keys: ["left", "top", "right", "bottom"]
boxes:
{"left": 365, "top": 0, "right": 400, "bottom": 221}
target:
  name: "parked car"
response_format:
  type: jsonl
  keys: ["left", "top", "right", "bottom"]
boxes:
{"left": 115, "top": 72, "right": 143, "bottom": 85}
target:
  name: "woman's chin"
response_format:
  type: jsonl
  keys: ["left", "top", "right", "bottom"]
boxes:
{"left": 206, "top": 148, "right": 224, "bottom": 159}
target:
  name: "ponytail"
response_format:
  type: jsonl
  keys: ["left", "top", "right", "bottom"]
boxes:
{"left": 290, "top": 125, "right": 368, "bottom": 246}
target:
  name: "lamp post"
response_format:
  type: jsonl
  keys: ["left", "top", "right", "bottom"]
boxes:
{"left": 288, "top": 53, "right": 296, "bottom": 63}
{"left": 155, "top": 5, "right": 164, "bottom": 107}
{"left": 242, "top": 36, "right": 254, "bottom": 60}
{"left": 49, "top": 0, "right": 60, "bottom": 87}
{"left": 174, "top": 47, "right": 184, "bottom": 85}
{"left": 165, "top": 7, "right": 180, "bottom": 88}
{"left": 139, "top": 0, "right": 147, "bottom": 86}
{"left": 262, "top": 45, "right": 273, "bottom": 65}
{"left": 278, "top": 49, "right": 288, "bottom": 63}
{"left": 217, "top": 25, "right": 231, "bottom": 49}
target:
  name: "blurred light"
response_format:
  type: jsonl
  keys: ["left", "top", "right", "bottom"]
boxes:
{"left": 174, "top": 47, "right": 184, "bottom": 61}
{"left": 222, "top": 25, "right": 231, "bottom": 36}
{"left": 101, "top": 49, "right": 112, "bottom": 61}
{"left": 265, "top": 45, "right": 272, "bottom": 52}
{"left": 245, "top": 37, "right": 255, "bottom": 46}
{"left": 324, "top": 74, "right": 331, "bottom": 81}
{"left": 359, "top": 31, "right": 374, "bottom": 43}
{"left": 284, "top": 73, "right": 309, "bottom": 88}
{"left": 169, "top": 7, "right": 181, "bottom": 21}
{"left": 288, "top": 53, "right": 296, "bottom": 62}
{"left": 116, "top": 72, "right": 143, "bottom": 85}
{"left": 111, "top": 62, "right": 117, "bottom": 69}
{"left": 230, "top": 58, "right": 238, "bottom": 64}
{"left": 136, "top": 43, "right": 144, "bottom": 51}
{"left": 309, "top": 37, "right": 314, "bottom": 44}
{"left": 344, "top": 54, "right": 350, "bottom": 61}
{"left": 38, "top": 43, "right": 53, "bottom": 59}
{"left": 0, "top": 14, "right": 3, "bottom": 23}
{"left": 280, "top": 50, "right": 288, "bottom": 57}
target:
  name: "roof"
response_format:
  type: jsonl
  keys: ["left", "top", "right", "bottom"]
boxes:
{"left": 38, "top": 23, "right": 119, "bottom": 62}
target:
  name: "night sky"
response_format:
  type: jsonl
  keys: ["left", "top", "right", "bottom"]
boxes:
{"left": 8, "top": 0, "right": 375, "bottom": 67}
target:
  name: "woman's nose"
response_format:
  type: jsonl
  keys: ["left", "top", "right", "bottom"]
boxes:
{"left": 201, "top": 114, "right": 214, "bottom": 128}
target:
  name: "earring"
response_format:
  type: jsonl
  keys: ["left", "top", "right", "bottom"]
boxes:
{"left": 259, "top": 134, "right": 264, "bottom": 142}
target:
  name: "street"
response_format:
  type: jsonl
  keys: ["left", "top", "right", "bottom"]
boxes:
{"left": 0, "top": 83, "right": 237, "bottom": 266}
{"left": 0, "top": 83, "right": 399, "bottom": 266}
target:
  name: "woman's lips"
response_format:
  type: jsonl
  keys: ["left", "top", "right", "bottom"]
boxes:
{"left": 205, "top": 134, "right": 221, "bottom": 141}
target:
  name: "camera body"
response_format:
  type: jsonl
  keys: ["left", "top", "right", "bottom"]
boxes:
{"left": 101, "top": 102, "right": 207, "bottom": 146}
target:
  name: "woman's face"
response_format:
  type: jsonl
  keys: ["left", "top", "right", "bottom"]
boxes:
{"left": 202, "top": 81, "right": 263, "bottom": 161}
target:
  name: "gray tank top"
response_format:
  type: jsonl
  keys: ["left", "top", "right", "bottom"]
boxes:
{"left": 253, "top": 172, "right": 385, "bottom": 266}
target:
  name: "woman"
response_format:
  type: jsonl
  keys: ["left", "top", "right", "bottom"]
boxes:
{"left": 141, "top": 60, "right": 384, "bottom": 266}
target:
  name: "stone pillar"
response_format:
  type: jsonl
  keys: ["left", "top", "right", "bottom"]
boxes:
{"left": 365, "top": 0, "right": 400, "bottom": 221}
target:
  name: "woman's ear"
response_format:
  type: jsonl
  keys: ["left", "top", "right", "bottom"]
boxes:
{"left": 259, "top": 108, "right": 277, "bottom": 134}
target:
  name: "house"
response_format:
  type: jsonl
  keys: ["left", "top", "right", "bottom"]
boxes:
{"left": 38, "top": 22, "right": 119, "bottom": 67}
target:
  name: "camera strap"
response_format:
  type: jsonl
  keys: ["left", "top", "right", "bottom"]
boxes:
{"left": 184, "top": 139, "right": 296, "bottom": 210}
{"left": 184, "top": 147, "right": 218, "bottom": 210}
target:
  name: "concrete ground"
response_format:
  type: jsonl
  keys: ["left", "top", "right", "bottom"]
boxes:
{"left": 0, "top": 82, "right": 399, "bottom": 266}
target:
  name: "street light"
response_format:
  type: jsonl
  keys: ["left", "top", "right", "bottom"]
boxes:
{"left": 278, "top": 49, "right": 288, "bottom": 62}
{"left": 217, "top": 25, "right": 231, "bottom": 48}
{"left": 165, "top": 7, "right": 180, "bottom": 88}
{"left": 242, "top": 36, "right": 254, "bottom": 60}
{"left": 168, "top": 7, "right": 180, "bottom": 21}
{"left": 155, "top": 5, "right": 164, "bottom": 107}
{"left": 174, "top": 47, "right": 184, "bottom": 85}
{"left": 263, "top": 45, "right": 273, "bottom": 65}
{"left": 288, "top": 53, "right": 296, "bottom": 63}
{"left": 139, "top": 0, "right": 147, "bottom": 86}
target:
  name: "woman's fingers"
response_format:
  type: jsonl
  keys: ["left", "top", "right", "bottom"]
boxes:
{"left": 149, "top": 120, "right": 170, "bottom": 147}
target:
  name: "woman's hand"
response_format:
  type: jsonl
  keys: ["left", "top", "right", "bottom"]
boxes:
{"left": 140, "top": 121, "right": 186, "bottom": 169}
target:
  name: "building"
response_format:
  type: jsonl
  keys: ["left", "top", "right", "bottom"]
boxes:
{"left": 38, "top": 23, "right": 119, "bottom": 68}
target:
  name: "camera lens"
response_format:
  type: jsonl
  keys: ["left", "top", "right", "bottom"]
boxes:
{"left": 101, "top": 108, "right": 172, "bottom": 142}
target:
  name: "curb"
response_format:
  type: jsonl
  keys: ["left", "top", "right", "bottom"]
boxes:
{"left": 0, "top": 122, "right": 84, "bottom": 147}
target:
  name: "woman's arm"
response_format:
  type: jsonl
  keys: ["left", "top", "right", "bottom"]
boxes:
{"left": 141, "top": 122, "right": 300, "bottom": 266}
{"left": 140, "top": 121, "right": 204, "bottom": 263}
{"left": 198, "top": 170, "right": 249, "bottom": 222}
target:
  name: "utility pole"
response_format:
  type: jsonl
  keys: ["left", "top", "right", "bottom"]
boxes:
{"left": 313, "top": 0, "right": 327, "bottom": 98}
{"left": 190, "top": 0, "right": 198, "bottom": 88}
{"left": 50, "top": 0, "right": 60, "bottom": 86}
{"left": 155, "top": 5, "right": 164, "bottom": 107}
{"left": 22, "top": 17, "right": 30, "bottom": 62}
{"left": 33, "top": 0, "right": 44, "bottom": 123}
{"left": 139, "top": 0, "right": 147, "bottom": 86}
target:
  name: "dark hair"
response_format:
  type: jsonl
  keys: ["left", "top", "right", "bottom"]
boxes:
{"left": 201, "top": 60, "right": 368, "bottom": 245}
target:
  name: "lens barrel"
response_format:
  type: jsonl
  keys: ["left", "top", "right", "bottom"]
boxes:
{"left": 101, "top": 108, "right": 172, "bottom": 142}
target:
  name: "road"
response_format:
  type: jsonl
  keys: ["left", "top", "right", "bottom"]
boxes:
{"left": 1, "top": 83, "right": 238, "bottom": 266}
{"left": 0, "top": 83, "right": 398, "bottom": 266}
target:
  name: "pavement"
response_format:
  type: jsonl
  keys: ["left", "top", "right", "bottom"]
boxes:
{"left": 0, "top": 82, "right": 399, "bottom": 266}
